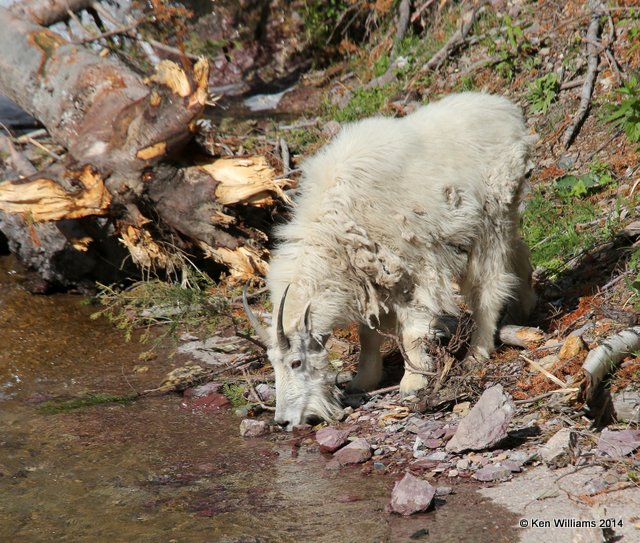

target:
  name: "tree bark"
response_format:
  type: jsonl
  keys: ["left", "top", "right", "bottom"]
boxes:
{"left": 10, "top": 0, "right": 94, "bottom": 27}
{"left": 0, "top": 4, "right": 289, "bottom": 288}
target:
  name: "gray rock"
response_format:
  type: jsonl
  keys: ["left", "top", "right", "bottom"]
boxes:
{"left": 612, "top": 389, "right": 640, "bottom": 423}
{"left": 388, "top": 473, "right": 436, "bottom": 516}
{"left": 473, "top": 465, "right": 513, "bottom": 482}
{"left": 316, "top": 427, "right": 351, "bottom": 453}
{"left": 333, "top": 438, "right": 372, "bottom": 465}
{"left": 254, "top": 383, "right": 276, "bottom": 403}
{"left": 435, "top": 486, "right": 453, "bottom": 496}
{"left": 500, "top": 460, "right": 523, "bottom": 473}
{"left": 446, "top": 384, "right": 515, "bottom": 453}
{"left": 183, "top": 382, "right": 222, "bottom": 398}
{"left": 425, "top": 451, "right": 448, "bottom": 462}
{"left": 539, "top": 428, "right": 579, "bottom": 468}
{"left": 239, "top": 419, "right": 269, "bottom": 437}
{"left": 597, "top": 428, "right": 640, "bottom": 458}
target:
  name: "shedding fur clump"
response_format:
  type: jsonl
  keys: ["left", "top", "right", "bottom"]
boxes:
{"left": 257, "top": 92, "right": 538, "bottom": 430}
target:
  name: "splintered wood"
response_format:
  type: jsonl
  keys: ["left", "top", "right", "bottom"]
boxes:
{"left": 201, "top": 156, "right": 293, "bottom": 207}
{"left": 0, "top": 165, "right": 111, "bottom": 221}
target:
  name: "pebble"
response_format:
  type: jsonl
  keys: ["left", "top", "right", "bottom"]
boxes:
{"left": 473, "top": 465, "right": 513, "bottom": 482}
{"left": 316, "top": 427, "right": 351, "bottom": 453}
{"left": 597, "top": 428, "right": 640, "bottom": 458}
{"left": 239, "top": 419, "right": 269, "bottom": 437}
{"left": 333, "top": 438, "right": 372, "bottom": 465}
{"left": 388, "top": 473, "right": 436, "bottom": 516}
{"left": 539, "top": 428, "right": 579, "bottom": 468}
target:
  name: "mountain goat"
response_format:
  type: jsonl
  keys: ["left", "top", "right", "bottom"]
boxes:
{"left": 244, "top": 92, "right": 537, "bottom": 431}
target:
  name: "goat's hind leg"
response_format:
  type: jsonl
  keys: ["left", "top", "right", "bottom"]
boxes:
{"left": 463, "top": 239, "right": 519, "bottom": 360}
{"left": 347, "top": 324, "right": 384, "bottom": 393}
{"left": 503, "top": 236, "right": 536, "bottom": 325}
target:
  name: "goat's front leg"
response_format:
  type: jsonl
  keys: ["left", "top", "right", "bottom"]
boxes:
{"left": 397, "top": 309, "right": 435, "bottom": 397}
{"left": 347, "top": 324, "right": 384, "bottom": 393}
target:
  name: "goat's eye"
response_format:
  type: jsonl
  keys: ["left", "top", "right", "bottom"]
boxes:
{"left": 291, "top": 359, "right": 302, "bottom": 369}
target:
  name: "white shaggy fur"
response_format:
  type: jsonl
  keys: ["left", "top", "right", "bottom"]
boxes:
{"left": 263, "top": 92, "right": 537, "bottom": 430}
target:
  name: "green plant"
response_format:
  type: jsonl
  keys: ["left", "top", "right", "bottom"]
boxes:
{"left": 91, "top": 261, "right": 230, "bottom": 346}
{"left": 553, "top": 161, "right": 614, "bottom": 198}
{"left": 522, "top": 186, "right": 598, "bottom": 271}
{"left": 328, "top": 83, "right": 399, "bottom": 123}
{"left": 607, "top": 75, "right": 640, "bottom": 143}
{"left": 627, "top": 246, "right": 640, "bottom": 307}
{"left": 221, "top": 383, "right": 248, "bottom": 407}
{"left": 302, "top": 0, "right": 352, "bottom": 52}
{"left": 527, "top": 73, "right": 559, "bottom": 114}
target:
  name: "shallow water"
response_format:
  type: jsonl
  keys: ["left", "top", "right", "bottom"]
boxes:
{"left": 0, "top": 255, "right": 520, "bottom": 542}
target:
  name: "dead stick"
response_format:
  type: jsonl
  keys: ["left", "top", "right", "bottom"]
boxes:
{"left": 562, "top": 0, "right": 603, "bottom": 148}
{"left": 513, "top": 387, "right": 580, "bottom": 405}
{"left": 521, "top": 354, "right": 568, "bottom": 388}
{"left": 420, "top": 4, "right": 485, "bottom": 72}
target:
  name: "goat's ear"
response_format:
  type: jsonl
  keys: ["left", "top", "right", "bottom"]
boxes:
{"left": 308, "top": 333, "right": 330, "bottom": 352}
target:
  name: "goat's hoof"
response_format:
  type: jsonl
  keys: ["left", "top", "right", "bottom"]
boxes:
{"left": 346, "top": 373, "right": 382, "bottom": 394}
{"left": 468, "top": 345, "right": 492, "bottom": 361}
{"left": 399, "top": 372, "right": 430, "bottom": 397}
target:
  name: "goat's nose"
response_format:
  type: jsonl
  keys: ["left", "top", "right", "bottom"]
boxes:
{"left": 274, "top": 418, "right": 290, "bottom": 429}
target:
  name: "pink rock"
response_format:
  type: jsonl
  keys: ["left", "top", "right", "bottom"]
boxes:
{"left": 423, "top": 438, "right": 442, "bottom": 449}
{"left": 316, "top": 427, "right": 352, "bottom": 453}
{"left": 388, "top": 473, "right": 436, "bottom": 516}
{"left": 446, "top": 385, "right": 514, "bottom": 453}
{"left": 333, "top": 438, "right": 372, "bottom": 465}
{"left": 472, "top": 465, "right": 512, "bottom": 482}
{"left": 597, "top": 428, "right": 640, "bottom": 458}
{"left": 239, "top": 419, "right": 270, "bottom": 437}
{"left": 190, "top": 392, "right": 230, "bottom": 411}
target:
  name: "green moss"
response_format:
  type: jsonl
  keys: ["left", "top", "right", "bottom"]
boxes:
{"left": 38, "top": 393, "right": 138, "bottom": 414}
{"left": 522, "top": 186, "right": 598, "bottom": 272}
{"left": 328, "top": 83, "right": 401, "bottom": 123}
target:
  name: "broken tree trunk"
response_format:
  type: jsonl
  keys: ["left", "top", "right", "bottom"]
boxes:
{"left": 0, "top": 4, "right": 290, "bottom": 288}
{"left": 9, "top": 0, "right": 94, "bottom": 27}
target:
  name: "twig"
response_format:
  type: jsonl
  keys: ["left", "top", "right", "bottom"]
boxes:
{"left": 411, "top": 0, "right": 436, "bottom": 23}
{"left": 242, "top": 369, "right": 276, "bottom": 412}
{"left": 419, "top": 4, "right": 486, "bottom": 72}
{"left": 562, "top": 0, "right": 604, "bottom": 148}
{"left": 279, "top": 137, "right": 291, "bottom": 177}
{"left": 521, "top": 354, "right": 568, "bottom": 388}
{"left": 15, "top": 129, "right": 48, "bottom": 143}
{"left": 452, "top": 54, "right": 503, "bottom": 81}
{"left": 367, "top": 384, "right": 400, "bottom": 396}
{"left": 73, "top": 20, "right": 142, "bottom": 44}
{"left": 391, "top": 0, "right": 411, "bottom": 59}
{"left": 514, "top": 387, "right": 580, "bottom": 405}
{"left": 366, "top": 0, "right": 411, "bottom": 89}
{"left": 24, "top": 136, "right": 62, "bottom": 161}
{"left": 375, "top": 328, "right": 437, "bottom": 377}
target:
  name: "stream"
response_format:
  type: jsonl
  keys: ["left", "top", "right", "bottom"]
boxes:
{"left": 0, "top": 257, "right": 522, "bottom": 543}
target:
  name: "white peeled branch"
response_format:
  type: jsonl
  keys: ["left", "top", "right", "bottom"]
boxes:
{"left": 582, "top": 326, "right": 640, "bottom": 401}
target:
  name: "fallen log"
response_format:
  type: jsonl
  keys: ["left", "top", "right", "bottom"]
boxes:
{"left": 582, "top": 326, "right": 640, "bottom": 403}
{"left": 0, "top": 4, "right": 290, "bottom": 287}
{"left": 9, "top": 0, "right": 93, "bottom": 27}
